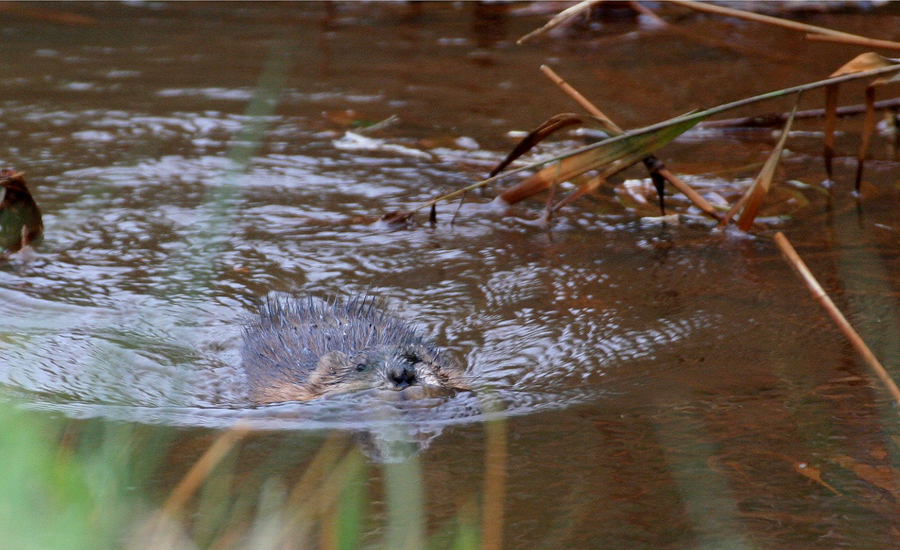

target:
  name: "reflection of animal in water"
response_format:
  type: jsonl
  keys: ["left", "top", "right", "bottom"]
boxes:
{"left": 242, "top": 294, "right": 468, "bottom": 404}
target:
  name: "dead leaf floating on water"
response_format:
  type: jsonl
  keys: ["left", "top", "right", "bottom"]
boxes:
{"left": 794, "top": 461, "right": 840, "bottom": 495}
{"left": 0, "top": 169, "right": 43, "bottom": 255}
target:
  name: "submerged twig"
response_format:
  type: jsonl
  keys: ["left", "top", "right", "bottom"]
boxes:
{"left": 356, "top": 114, "right": 400, "bottom": 135}
{"left": 774, "top": 232, "right": 900, "bottom": 411}
{"left": 698, "top": 97, "right": 900, "bottom": 129}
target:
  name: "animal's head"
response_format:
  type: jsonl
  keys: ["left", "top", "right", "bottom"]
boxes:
{"left": 309, "top": 341, "right": 464, "bottom": 395}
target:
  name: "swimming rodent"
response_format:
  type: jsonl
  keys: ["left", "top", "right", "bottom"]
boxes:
{"left": 241, "top": 293, "right": 468, "bottom": 404}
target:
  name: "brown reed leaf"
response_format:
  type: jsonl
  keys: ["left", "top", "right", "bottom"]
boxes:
{"left": 735, "top": 98, "right": 799, "bottom": 231}
{"left": 489, "top": 113, "right": 608, "bottom": 178}
{"left": 716, "top": 97, "right": 798, "bottom": 230}
{"left": 498, "top": 114, "right": 703, "bottom": 206}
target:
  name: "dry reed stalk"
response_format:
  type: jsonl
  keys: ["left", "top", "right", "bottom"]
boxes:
{"left": 806, "top": 33, "right": 900, "bottom": 52}
{"left": 138, "top": 425, "right": 249, "bottom": 550}
{"left": 482, "top": 417, "right": 508, "bottom": 550}
{"left": 276, "top": 435, "right": 353, "bottom": 544}
{"left": 312, "top": 450, "right": 366, "bottom": 550}
{"left": 538, "top": 65, "right": 621, "bottom": 132}
{"left": 774, "top": 232, "right": 900, "bottom": 410}
{"left": 670, "top": 0, "right": 900, "bottom": 51}
{"left": 539, "top": 65, "right": 720, "bottom": 219}
{"left": 518, "top": 0, "right": 602, "bottom": 44}
{"left": 415, "top": 61, "right": 900, "bottom": 216}
{"left": 162, "top": 424, "right": 250, "bottom": 515}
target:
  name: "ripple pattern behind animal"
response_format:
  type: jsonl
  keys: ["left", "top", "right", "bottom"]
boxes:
{"left": 241, "top": 294, "right": 467, "bottom": 404}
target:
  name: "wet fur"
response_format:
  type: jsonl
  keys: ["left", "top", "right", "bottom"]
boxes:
{"left": 241, "top": 294, "right": 466, "bottom": 403}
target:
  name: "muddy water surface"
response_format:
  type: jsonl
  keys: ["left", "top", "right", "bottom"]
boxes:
{"left": 3, "top": 2, "right": 900, "bottom": 548}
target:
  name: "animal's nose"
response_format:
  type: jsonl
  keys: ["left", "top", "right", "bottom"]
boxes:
{"left": 390, "top": 364, "right": 416, "bottom": 388}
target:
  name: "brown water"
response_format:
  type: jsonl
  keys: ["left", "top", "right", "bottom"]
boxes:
{"left": 3, "top": 2, "right": 900, "bottom": 548}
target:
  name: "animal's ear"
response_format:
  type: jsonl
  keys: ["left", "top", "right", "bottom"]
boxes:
{"left": 308, "top": 351, "right": 349, "bottom": 386}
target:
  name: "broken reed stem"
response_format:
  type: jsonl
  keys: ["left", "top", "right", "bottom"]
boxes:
{"left": 539, "top": 65, "right": 622, "bottom": 132}
{"left": 774, "top": 232, "right": 900, "bottom": 410}
{"left": 806, "top": 32, "right": 900, "bottom": 52}
{"left": 518, "top": 0, "right": 601, "bottom": 44}
{"left": 671, "top": 0, "right": 900, "bottom": 51}
{"left": 655, "top": 167, "right": 718, "bottom": 218}
{"left": 540, "top": 64, "right": 720, "bottom": 219}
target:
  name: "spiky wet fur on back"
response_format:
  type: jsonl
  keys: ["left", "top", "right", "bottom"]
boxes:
{"left": 241, "top": 293, "right": 464, "bottom": 403}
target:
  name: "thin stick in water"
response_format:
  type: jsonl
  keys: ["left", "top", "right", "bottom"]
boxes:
{"left": 774, "top": 232, "right": 900, "bottom": 410}
{"left": 806, "top": 32, "right": 900, "bottom": 52}
{"left": 671, "top": 0, "right": 900, "bottom": 51}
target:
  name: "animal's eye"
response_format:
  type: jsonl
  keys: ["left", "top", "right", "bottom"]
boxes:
{"left": 402, "top": 352, "right": 421, "bottom": 364}
{"left": 355, "top": 363, "right": 369, "bottom": 372}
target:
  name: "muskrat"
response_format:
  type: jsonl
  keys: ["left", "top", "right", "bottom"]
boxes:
{"left": 241, "top": 293, "right": 468, "bottom": 404}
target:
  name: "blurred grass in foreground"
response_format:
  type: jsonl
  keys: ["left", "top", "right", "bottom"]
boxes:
{"left": 0, "top": 400, "right": 499, "bottom": 550}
